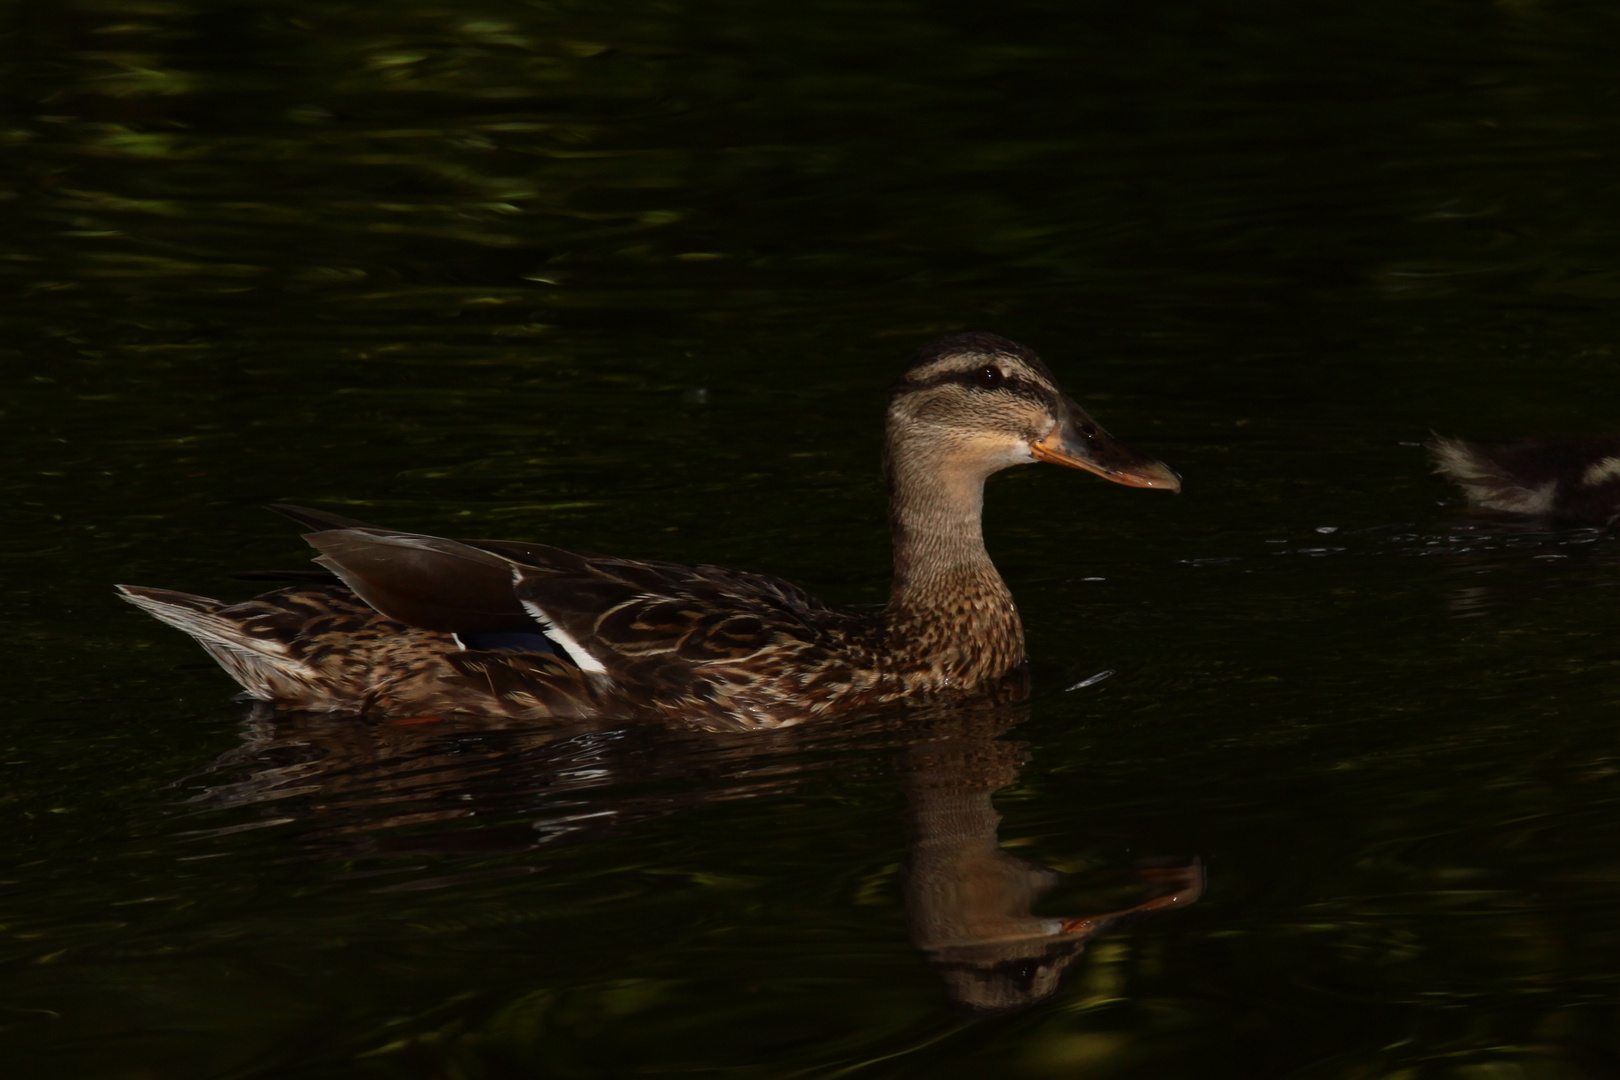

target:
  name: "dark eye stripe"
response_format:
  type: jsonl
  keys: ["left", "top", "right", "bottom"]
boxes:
{"left": 894, "top": 367, "right": 1056, "bottom": 417}
{"left": 896, "top": 368, "right": 1050, "bottom": 401}
{"left": 966, "top": 371, "right": 1050, "bottom": 406}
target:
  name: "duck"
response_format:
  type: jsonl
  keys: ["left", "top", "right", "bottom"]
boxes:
{"left": 118, "top": 332, "right": 1179, "bottom": 730}
{"left": 1428, "top": 433, "right": 1620, "bottom": 526}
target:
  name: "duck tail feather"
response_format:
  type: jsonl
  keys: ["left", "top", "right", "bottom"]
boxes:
{"left": 115, "top": 585, "right": 318, "bottom": 701}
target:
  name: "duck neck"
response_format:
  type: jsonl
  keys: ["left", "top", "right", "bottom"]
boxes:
{"left": 884, "top": 441, "right": 1024, "bottom": 682}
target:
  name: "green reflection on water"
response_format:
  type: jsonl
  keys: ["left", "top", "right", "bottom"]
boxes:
{"left": 6, "top": 0, "right": 1620, "bottom": 1076}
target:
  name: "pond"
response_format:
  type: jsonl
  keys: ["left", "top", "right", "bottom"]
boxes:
{"left": 5, "top": 0, "right": 1620, "bottom": 1076}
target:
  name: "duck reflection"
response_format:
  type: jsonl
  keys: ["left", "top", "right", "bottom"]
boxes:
{"left": 898, "top": 715, "right": 1202, "bottom": 1012}
{"left": 180, "top": 702, "right": 1201, "bottom": 1011}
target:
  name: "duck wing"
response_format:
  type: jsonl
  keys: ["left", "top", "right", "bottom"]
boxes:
{"left": 300, "top": 528, "right": 536, "bottom": 634}
{"left": 508, "top": 551, "right": 842, "bottom": 688}
{"left": 269, "top": 506, "right": 542, "bottom": 633}
{"left": 299, "top": 528, "right": 850, "bottom": 695}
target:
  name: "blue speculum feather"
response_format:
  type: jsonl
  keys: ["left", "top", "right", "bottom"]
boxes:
{"left": 458, "top": 629, "right": 567, "bottom": 657}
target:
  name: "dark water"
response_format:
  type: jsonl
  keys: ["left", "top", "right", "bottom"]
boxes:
{"left": 6, "top": 0, "right": 1620, "bottom": 1075}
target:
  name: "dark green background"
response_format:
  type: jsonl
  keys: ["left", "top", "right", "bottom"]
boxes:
{"left": 5, "top": 0, "right": 1620, "bottom": 1076}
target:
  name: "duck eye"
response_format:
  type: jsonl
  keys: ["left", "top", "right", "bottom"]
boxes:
{"left": 973, "top": 365, "right": 1003, "bottom": 390}
{"left": 1079, "top": 422, "right": 1098, "bottom": 437}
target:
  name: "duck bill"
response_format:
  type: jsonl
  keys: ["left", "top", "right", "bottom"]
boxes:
{"left": 1030, "top": 407, "right": 1181, "bottom": 491}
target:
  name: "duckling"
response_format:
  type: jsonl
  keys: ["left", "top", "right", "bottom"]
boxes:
{"left": 1428, "top": 433, "right": 1620, "bottom": 526}
{"left": 118, "top": 333, "right": 1179, "bottom": 730}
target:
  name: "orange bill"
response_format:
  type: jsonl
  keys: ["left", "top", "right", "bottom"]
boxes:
{"left": 1030, "top": 401, "right": 1181, "bottom": 491}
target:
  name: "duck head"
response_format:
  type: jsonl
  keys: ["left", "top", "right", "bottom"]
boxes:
{"left": 885, "top": 332, "right": 1180, "bottom": 491}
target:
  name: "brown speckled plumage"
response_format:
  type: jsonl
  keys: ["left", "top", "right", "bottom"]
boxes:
{"left": 119, "top": 333, "right": 1178, "bottom": 730}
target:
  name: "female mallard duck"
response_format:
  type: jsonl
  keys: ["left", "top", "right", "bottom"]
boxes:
{"left": 1429, "top": 433, "right": 1620, "bottom": 526}
{"left": 119, "top": 333, "right": 1179, "bottom": 729}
